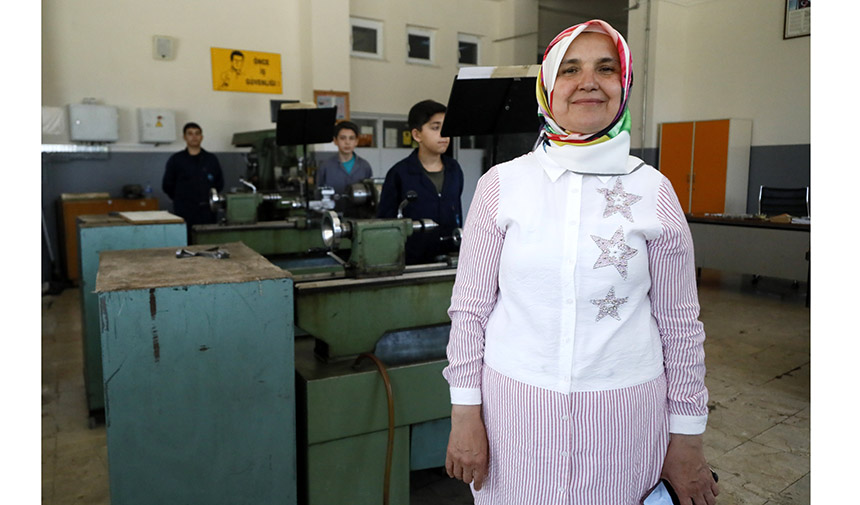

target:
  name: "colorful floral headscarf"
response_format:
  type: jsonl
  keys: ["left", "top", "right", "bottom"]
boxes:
{"left": 536, "top": 19, "right": 633, "bottom": 147}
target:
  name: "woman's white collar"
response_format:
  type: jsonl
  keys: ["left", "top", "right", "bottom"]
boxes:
{"left": 538, "top": 131, "right": 636, "bottom": 181}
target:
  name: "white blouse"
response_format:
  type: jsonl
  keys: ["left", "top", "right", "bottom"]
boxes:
{"left": 443, "top": 134, "right": 709, "bottom": 434}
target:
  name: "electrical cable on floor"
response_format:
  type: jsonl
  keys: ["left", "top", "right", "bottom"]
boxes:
{"left": 354, "top": 352, "right": 395, "bottom": 505}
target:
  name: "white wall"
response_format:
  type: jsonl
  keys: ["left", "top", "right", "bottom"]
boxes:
{"left": 42, "top": 0, "right": 807, "bottom": 152}
{"left": 42, "top": 0, "right": 536, "bottom": 151}
{"left": 348, "top": 0, "right": 538, "bottom": 116}
{"left": 627, "top": 0, "right": 810, "bottom": 149}
{"left": 41, "top": 0, "right": 350, "bottom": 152}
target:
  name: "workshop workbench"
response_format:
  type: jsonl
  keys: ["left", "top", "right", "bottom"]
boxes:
{"left": 96, "top": 242, "right": 297, "bottom": 505}
{"left": 686, "top": 214, "right": 810, "bottom": 283}
{"left": 77, "top": 212, "right": 186, "bottom": 423}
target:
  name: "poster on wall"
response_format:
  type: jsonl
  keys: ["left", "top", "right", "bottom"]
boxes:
{"left": 211, "top": 47, "right": 282, "bottom": 93}
{"left": 784, "top": 0, "right": 810, "bottom": 39}
{"left": 314, "top": 90, "right": 350, "bottom": 121}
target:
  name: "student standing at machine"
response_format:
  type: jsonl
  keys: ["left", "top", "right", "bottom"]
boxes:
{"left": 377, "top": 100, "right": 464, "bottom": 264}
{"left": 443, "top": 19, "right": 719, "bottom": 505}
{"left": 162, "top": 122, "right": 225, "bottom": 238}
{"left": 315, "top": 121, "right": 374, "bottom": 198}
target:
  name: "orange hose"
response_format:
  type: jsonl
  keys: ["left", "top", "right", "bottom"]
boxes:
{"left": 354, "top": 352, "right": 395, "bottom": 505}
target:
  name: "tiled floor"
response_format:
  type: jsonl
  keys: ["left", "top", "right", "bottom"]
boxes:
{"left": 42, "top": 269, "right": 809, "bottom": 504}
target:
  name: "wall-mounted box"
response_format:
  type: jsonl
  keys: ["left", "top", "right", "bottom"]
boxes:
{"left": 138, "top": 108, "right": 177, "bottom": 144}
{"left": 68, "top": 104, "right": 119, "bottom": 142}
{"left": 152, "top": 35, "right": 177, "bottom": 61}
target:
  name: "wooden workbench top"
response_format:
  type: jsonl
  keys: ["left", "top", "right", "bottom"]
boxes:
{"left": 95, "top": 242, "right": 291, "bottom": 292}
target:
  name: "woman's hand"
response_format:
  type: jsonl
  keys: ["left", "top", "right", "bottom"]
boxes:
{"left": 661, "top": 433, "right": 719, "bottom": 505}
{"left": 445, "top": 404, "right": 489, "bottom": 490}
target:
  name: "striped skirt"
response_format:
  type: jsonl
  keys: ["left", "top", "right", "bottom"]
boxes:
{"left": 474, "top": 366, "right": 670, "bottom": 505}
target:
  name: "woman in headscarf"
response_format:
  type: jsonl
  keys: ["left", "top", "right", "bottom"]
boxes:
{"left": 442, "top": 19, "right": 719, "bottom": 505}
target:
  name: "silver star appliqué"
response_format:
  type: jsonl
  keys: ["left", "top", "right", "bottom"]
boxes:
{"left": 597, "top": 178, "right": 642, "bottom": 222}
{"left": 590, "top": 286, "right": 628, "bottom": 322}
{"left": 591, "top": 226, "right": 638, "bottom": 279}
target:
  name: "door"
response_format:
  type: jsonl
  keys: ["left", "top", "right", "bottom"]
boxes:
{"left": 690, "top": 120, "right": 730, "bottom": 214}
{"left": 658, "top": 122, "right": 695, "bottom": 212}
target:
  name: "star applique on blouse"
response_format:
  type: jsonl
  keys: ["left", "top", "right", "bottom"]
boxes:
{"left": 591, "top": 226, "right": 638, "bottom": 279}
{"left": 597, "top": 178, "right": 642, "bottom": 222}
{"left": 590, "top": 286, "right": 628, "bottom": 322}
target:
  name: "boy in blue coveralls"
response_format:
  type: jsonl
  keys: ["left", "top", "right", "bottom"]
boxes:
{"left": 377, "top": 100, "right": 464, "bottom": 264}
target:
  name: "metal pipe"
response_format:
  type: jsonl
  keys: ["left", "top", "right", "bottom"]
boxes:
{"left": 625, "top": 0, "right": 652, "bottom": 159}
{"left": 641, "top": 0, "right": 652, "bottom": 160}
{"left": 492, "top": 31, "right": 538, "bottom": 43}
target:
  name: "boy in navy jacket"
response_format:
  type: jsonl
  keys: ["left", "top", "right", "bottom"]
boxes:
{"left": 377, "top": 100, "right": 464, "bottom": 264}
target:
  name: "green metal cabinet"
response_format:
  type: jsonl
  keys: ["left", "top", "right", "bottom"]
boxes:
{"left": 96, "top": 242, "right": 297, "bottom": 505}
{"left": 290, "top": 268, "right": 456, "bottom": 505}
{"left": 294, "top": 338, "right": 451, "bottom": 505}
{"left": 77, "top": 213, "right": 187, "bottom": 423}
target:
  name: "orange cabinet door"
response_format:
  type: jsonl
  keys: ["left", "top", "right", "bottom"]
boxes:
{"left": 658, "top": 122, "right": 694, "bottom": 212}
{"left": 690, "top": 119, "right": 730, "bottom": 214}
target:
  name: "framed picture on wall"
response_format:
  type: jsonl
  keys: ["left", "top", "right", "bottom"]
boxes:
{"left": 313, "top": 90, "right": 350, "bottom": 121}
{"left": 784, "top": 0, "right": 810, "bottom": 39}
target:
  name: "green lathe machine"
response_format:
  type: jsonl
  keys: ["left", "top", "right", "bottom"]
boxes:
{"left": 192, "top": 127, "right": 377, "bottom": 265}
{"left": 193, "top": 105, "right": 463, "bottom": 503}
{"left": 288, "top": 209, "right": 459, "bottom": 505}
{"left": 192, "top": 107, "right": 381, "bottom": 265}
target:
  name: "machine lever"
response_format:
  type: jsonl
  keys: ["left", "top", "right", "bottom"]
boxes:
{"left": 397, "top": 190, "right": 418, "bottom": 218}
{"left": 239, "top": 178, "right": 257, "bottom": 193}
{"left": 326, "top": 251, "right": 348, "bottom": 266}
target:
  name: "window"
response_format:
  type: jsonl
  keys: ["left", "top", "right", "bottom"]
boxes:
{"left": 407, "top": 26, "right": 434, "bottom": 64}
{"left": 458, "top": 33, "right": 479, "bottom": 65}
{"left": 351, "top": 17, "right": 383, "bottom": 59}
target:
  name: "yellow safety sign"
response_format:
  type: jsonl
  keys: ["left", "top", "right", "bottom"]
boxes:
{"left": 211, "top": 47, "right": 282, "bottom": 94}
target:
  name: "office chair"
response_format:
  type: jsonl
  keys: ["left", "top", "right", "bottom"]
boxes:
{"left": 757, "top": 186, "right": 810, "bottom": 217}
{"left": 752, "top": 185, "right": 810, "bottom": 290}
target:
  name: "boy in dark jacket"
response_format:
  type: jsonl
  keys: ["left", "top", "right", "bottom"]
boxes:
{"left": 377, "top": 100, "right": 464, "bottom": 264}
{"left": 162, "top": 122, "right": 224, "bottom": 239}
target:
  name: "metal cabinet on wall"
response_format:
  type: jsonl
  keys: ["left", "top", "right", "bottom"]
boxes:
{"left": 658, "top": 119, "right": 752, "bottom": 214}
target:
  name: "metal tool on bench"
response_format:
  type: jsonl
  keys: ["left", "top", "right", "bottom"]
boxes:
{"left": 175, "top": 246, "right": 231, "bottom": 259}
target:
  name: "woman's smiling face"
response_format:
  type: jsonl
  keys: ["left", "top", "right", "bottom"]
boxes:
{"left": 550, "top": 32, "right": 622, "bottom": 135}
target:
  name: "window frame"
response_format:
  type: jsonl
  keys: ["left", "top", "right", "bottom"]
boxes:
{"left": 457, "top": 33, "right": 480, "bottom": 66}
{"left": 350, "top": 17, "right": 384, "bottom": 60}
{"left": 406, "top": 26, "right": 435, "bottom": 65}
